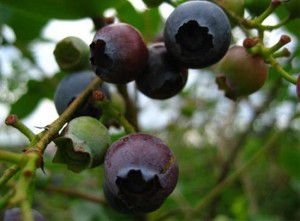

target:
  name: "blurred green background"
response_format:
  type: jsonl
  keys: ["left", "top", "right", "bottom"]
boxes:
{"left": 0, "top": 0, "right": 300, "bottom": 220}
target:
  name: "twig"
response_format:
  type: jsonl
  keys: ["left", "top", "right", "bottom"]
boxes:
{"left": 44, "top": 185, "right": 106, "bottom": 205}
{"left": 0, "top": 150, "right": 25, "bottom": 164}
{"left": 117, "top": 84, "right": 139, "bottom": 131}
{"left": 0, "top": 165, "right": 20, "bottom": 188}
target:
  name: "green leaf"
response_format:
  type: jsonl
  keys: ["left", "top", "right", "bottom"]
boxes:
{"left": 117, "top": 3, "right": 162, "bottom": 41}
{"left": 10, "top": 73, "right": 64, "bottom": 119}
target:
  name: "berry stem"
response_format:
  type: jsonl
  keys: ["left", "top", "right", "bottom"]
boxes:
{"left": 268, "top": 56, "right": 297, "bottom": 84}
{"left": 43, "top": 185, "right": 107, "bottom": 205}
{"left": 117, "top": 84, "right": 139, "bottom": 131}
{"left": 252, "top": 2, "right": 279, "bottom": 25}
{"left": 0, "top": 150, "right": 25, "bottom": 164}
{"left": 0, "top": 165, "right": 20, "bottom": 188}
{"left": 0, "top": 190, "right": 14, "bottom": 209}
{"left": 5, "top": 115, "right": 36, "bottom": 142}
{"left": 36, "top": 77, "right": 102, "bottom": 152}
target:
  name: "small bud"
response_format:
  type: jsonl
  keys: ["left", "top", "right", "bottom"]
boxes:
{"left": 5, "top": 114, "right": 18, "bottom": 126}
{"left": 104, "top": 16, "right": 115, "bottom": 25}
{"left": 271, "top": 0, "right": 281, "bottom": 7}
{"left": 279, "top": 35, "right": 291, "bottom": 45}
{"left": 92, "top": 90, "right": 106, "bottom": 101}
{"left": 281, "top": 48, "right": 291, "bottom": 57}
{"left": 53, "top": 117, "right": 111, "bottom": 173}
{"left": 54, "top": 36, "right": 90, "bottom": 72}
{"left": 243, "top": 38, "right": 259, "bottom": 49}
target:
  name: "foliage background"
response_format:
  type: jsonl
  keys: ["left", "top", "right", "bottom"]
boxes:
{"left": 0, "top": 0, "right": 300, "bottom": 220}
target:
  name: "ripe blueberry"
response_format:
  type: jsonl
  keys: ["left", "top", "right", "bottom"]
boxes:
{"left": 103, "top": 133, "right": 178, "bottom": 214}
{"left": 164, "top": 1, "right": 231, "bottom": 68}
{"left": 4, "top": 208, "right": 45, "bottom": 221}
{"left": 90, "top": 23, "right": 148, "bottom": 84}
{"left": 54, "top": 71, "right": 110, "bottom": 118}
{"left": 136, "top": 43, "right": 188, "bottom": 100}
{"left": 216, "top": 46, "right": 268, "bottom": 100}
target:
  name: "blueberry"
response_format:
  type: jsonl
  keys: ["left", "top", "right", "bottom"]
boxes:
{"left": 4, "top": 208, "right": 45, "bottom": 221}
{"left": 164, "top": 1, "right": 231, "bottom": 68}
{"left": 103, "top": 133, "right": 178, "bottom": 214}
{"left": 216, "top": 46, "right": 268, "bottom": 100}
{"left": 90, "top": 23, "right": 148, "bottom": 84}
{"left": 54, "top": 71, "right": 110, "bottom": 118}
{"left": 136, "top": 43, "right": 188, "bottom": 100}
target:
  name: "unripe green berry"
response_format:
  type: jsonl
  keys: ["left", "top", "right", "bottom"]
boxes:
{"left": 54, "top": 36, "right": 90, "bottom": 72}
{"left": 53, "top": 116, "right": 111, "bottom": 173}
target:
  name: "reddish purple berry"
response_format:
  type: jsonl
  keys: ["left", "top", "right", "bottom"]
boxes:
{"left": 136, "top": 43, "right": 188, "bottom": 100}
{"left": 90, "top": 23, "right": 148, "bottom": 84}
{"left": 103, "top": 133, "right": 178, "bottom": 214}
{"left": 216, "top": 46, "right": 268, "bottom": 100}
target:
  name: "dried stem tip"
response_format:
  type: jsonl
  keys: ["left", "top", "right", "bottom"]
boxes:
{"left": 5, "top": 114, "right": 18, "bottom": 126}
{"left": 280, "top": 35, "right": 291, "bottom": 45}
{"left": 243, "top": 38, "right": 259, "bottom": 49}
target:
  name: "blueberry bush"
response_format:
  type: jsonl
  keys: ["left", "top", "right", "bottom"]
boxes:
{"left": 0, "top": 0, "right": 300, "bottom": 220}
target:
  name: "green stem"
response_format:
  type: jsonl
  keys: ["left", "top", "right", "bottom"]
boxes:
{"left": 10, "top": 154, "right": 38, "bottom": 206}
{"left": 98, "top": 101, "right": 136, "bottom": 134}
{"left": 5, "top": 115, "right": 36, "bottom": 142}
{"left": 0, "top": 150, "right": 24, "bottom": 164}
{"left": 252, "top": 2, "right": 278, "bottom": 25}
{"left": 21, "top": 200, "right": 34, "bottom": 221}
{"left": 0, "top": 190, "right": 14, "bottom": 209}
{"left": 191, "top": 132, "right": 281, "bottom": 215}
{"left": 268, "top": 56, "right": 297, "bottom": 84}
{"left": 36, "top": 77, "right": 102, "bottom": 152}
{"left": 0, "top": 165, "right": 20, "bottom": 188}
{"left": 260, "top": 16, "right": 290, "bottom": 30}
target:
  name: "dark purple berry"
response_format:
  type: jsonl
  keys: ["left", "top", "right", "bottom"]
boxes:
{"left": 4, "top": 208, "right": 45, "bottom": 221}
{"left": 164, "top": 1, "right": 231, "bottom": 68}
{"left": 54, "top": 71, "right": 110, "bottom": 118}
{"left": 90, "top": 23, "right": 148, "bottom": 84}
{"left": 104, "top": 133, "right": 178, "bottom": 214}
{"left": 136, "top": 43, "right": 188, "bottom": 100}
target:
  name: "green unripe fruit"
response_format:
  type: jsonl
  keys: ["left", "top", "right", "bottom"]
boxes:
{"left": 216, "top": 46, "right": 268, "bottom": 100}
{"left": 53, "top": 116, "right": 111, "bottom": 173}
{"left": 245, "top": 0, "right": 269, "bottom": 16}
{"left": 54, "top": 36, "right": 90, "bottom": 72}
{"left": 143, "top": 0, "right": 164, "bottom": 7}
